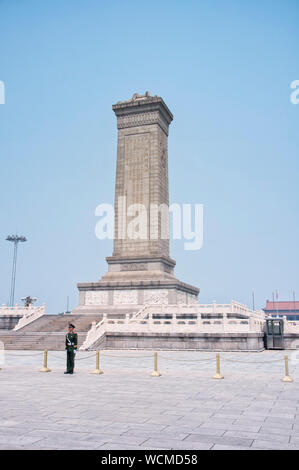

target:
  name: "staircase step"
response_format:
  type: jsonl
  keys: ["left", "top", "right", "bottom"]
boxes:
{"left": 0, "top": 312, "right": 133, "bottom": 350}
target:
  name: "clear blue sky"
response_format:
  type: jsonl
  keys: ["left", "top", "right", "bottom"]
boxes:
{"left": 0, "top": 0, "right": 298, "bottom": 313}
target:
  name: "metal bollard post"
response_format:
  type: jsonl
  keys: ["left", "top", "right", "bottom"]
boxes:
{"left": 40, "top": 349, "right": 51, "bottom": 372}
{"left": 91, "top": 350, "right": 103, "bottom": 375}
{"left": 213, "top": 353, "right": 224, "bottom": 379}
{"left": 151, "top": 351, "right": 161, "bottom": 377}
{"left": 282, "top": 355, "right": 293, "bottom": 382}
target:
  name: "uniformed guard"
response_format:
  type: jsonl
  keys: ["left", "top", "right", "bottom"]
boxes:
{"left": 64, "top": 323, "right": 78, "bottom": 374}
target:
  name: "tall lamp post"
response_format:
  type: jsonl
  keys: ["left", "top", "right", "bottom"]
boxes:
{"left": 6, "top": 235, "right": 27, "bottom": 307}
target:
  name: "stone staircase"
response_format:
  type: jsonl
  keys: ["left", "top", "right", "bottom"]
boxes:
{"left": 0, "top": 301, "right": 161, "bottom": 350}
{"left": 0, "top": 314, "right": 104, "bottom": 350}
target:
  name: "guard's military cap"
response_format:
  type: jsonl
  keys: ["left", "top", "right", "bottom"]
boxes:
{"left": 69, "top": 323, "right": 75, "bottom": 329}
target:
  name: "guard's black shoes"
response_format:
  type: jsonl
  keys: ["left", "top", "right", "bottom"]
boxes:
{"left": 64, "top": 371, "right": 70, "bottom": 374}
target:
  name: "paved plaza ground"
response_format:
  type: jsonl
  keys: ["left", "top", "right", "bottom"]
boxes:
{"left": 0, "top": 349, "right": 299, "bottom": 450}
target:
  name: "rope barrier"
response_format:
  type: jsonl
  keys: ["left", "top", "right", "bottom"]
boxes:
{"left": 222, "top": 357, "right": 284, "bottom": 364}
{"left": 74, "top": 353, "right": 96, "bottom": 361}
{"left": 49, "top": 352, "right": 95, "bottom": 361}
{"left": 0, "top": 349, "right": 295, "bottom": 385}
{"left": 2, "top": 351, "right": 288, "bottom": 364}
{"left": 48, "top": 353, "right": 67, "bottom": 360}
{"left": 159, "top": 355, "right": 214, "bottom": 363}
{"left": 102, "top": 353, "right": 153, "bottom": 359}
{"left": 5, "top": 351, "right": 44, "bottom": 357}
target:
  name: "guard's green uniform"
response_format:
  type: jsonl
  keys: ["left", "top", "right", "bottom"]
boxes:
{"left": 65, "top": 331, "right": 78, "bottom": 373}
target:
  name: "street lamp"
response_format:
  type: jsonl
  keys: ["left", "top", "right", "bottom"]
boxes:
{"left": 6, "top": 235, "right": 27, "bottom": 307}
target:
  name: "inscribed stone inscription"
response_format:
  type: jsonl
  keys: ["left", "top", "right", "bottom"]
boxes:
{"left": 124, "top": 133, "right": 150, "bottom": 210}
{"left": 113, "top": 290, "right": 138, "bottom": 304}
{"left": 144, "top": 289, "right": 168, "bottom": 304}
{"left": 85, "top": 291, "right": 109, "bottom": 305}
{"left": 120, "top": 263, "right": 148, "bottom": 271}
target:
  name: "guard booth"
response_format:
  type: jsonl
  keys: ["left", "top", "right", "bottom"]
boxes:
{"left": 265, "top": 318, "right": 284, "bottom": 349}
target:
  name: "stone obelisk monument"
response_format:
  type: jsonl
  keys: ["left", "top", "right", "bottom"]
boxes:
{"left": 74, "top": 92, "right": 199, "bottom": 315}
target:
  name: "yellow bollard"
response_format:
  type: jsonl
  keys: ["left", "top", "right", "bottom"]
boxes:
{"left": 40, "top": 349, "right": 51, "bottom": 372}
{"left": 151, "top": 351, "right": 161, "bottom": 377}
{"left": 91, "top": 350, "right": 103, "bottom": 375}
{"left": 282, "top": 355, "right": 293, "bottom": 382}
{"left": 213, "top": 353, "right": 224, "bottom": 379}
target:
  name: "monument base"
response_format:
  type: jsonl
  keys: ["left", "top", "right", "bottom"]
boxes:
{"left": 72, "top": 256, "right": 199, "bottom": 315}
{"left": 91, "top": 332, "right": 265, "bottom": 352}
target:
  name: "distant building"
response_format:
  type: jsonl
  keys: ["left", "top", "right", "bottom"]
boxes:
{"left": 263, "top": 301, "right": 299, "bottom": 321}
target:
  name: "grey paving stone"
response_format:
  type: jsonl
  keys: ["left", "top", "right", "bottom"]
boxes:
{"left": 184, "top": 434, "right": 253, "bottom": 447}
{"left": 26, "top": 429, "right": 100, "bottom": 441}
{"left": 252, "top": 440, "right": 299, "bottom": 450}
{"left": 0, "top": 427, "right": 31, "bottom": 437}
{"left": 126, "top": 423, "right": 168, "bottom": 432}
{"left": 212, "top": 411, "right": 243, "bottom": 418}
{"left": 264, "top": 417, "right": 294, "bottom": 427}
{"left": 123, "top": 430, "right": 189, "bottom": 441}
{"left": 0, "top": 445, "right": 22, "bottom": 450}
{"left": 144, "top": 416, "right": 185, "bottom": 424}
{"left": 0, "top": 420, "right": 22, "bottom": 427}
{"left": 195, "top": 421, "right": 233, "bottom": 431}
{"left": 98, "top": 444, "right": 148, "bottom": 450}
{"left": 263, "top": 419, "right": 294, "bottom": 429}
{"left": 188, "top": 427, "right": 225, "bottom": 437}
{"left": 56, "top": 418, "right": 112, "bottom": 427}
{"left": 259, "top": 425, "right": 294, "bottom": 436}
{"left": 102, "top": 423, "right": 133, "bottom": 433}
{"left": 27, "top": 437, "right": 104, "bottom": 450}
{"left": 225, "top": 430, "right": 289, "bottom": 443}
{"left": 200, "top": 418, "right": 236, "bottom": 426}
{"left": 226, "top": 423, "right": 262, "bottom": 433}
{"left": 0, "top": 435, "right": 44, "bottom": 446}
{"left": 235, "top": 415, "right": 266, "bottom": 423}
{"left": 290, "top": 436, "right": 299, "bottom": 445}
{"left": 102, "top": 435, "right": 150, "bottom": 446}
{"left": 268, "top": 412, "right": 295, "bottom": 419}
{"left": 142, "top": 438, "right": 212, "bottom": 450}
{"left": 212, "top": 444, "right": 254, "bottom": 450}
